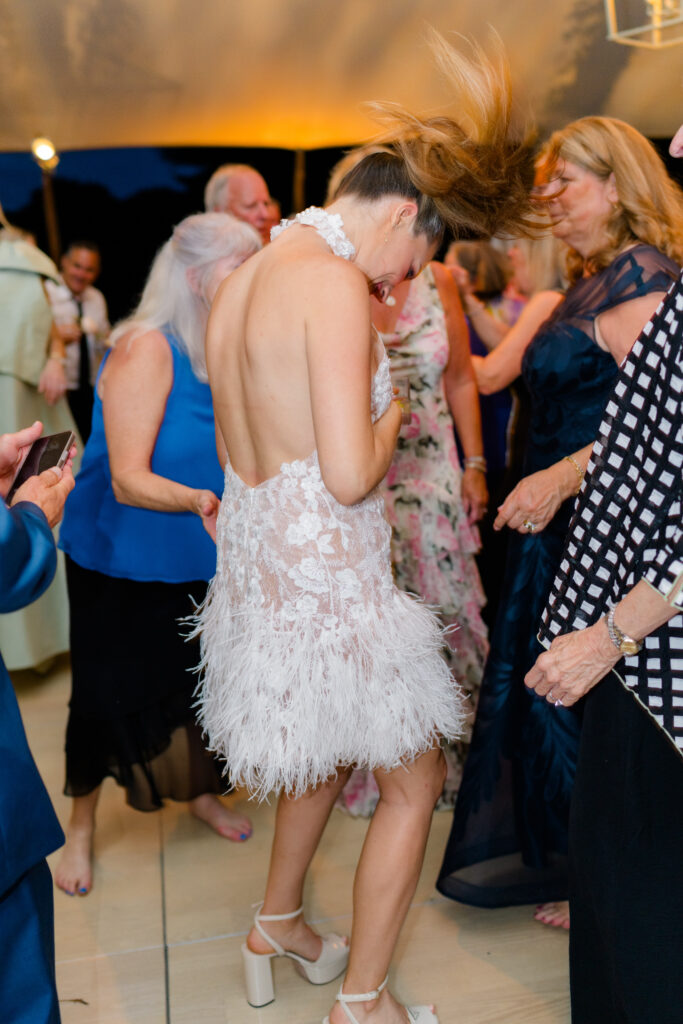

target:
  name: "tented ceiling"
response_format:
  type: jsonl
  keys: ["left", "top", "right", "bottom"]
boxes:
{"left": 1, "top": 0, "right": 681, "bottom": 154}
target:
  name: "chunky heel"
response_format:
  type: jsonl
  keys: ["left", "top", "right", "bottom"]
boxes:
{"left": 242, "top": 944, "right": 275, "bottom": 1007}
{"left": 243, "top": 902, "right": 348, "bottom": 1007}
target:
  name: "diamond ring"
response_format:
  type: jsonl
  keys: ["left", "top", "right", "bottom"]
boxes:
{"left": 523, "top": 519, "right": 537, "bottom": 533}
{"left": 554, "top": 698, "right": 563, "bottom": 707}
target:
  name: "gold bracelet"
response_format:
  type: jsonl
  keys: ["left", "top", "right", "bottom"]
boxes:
{"left": 564, "top": 454, "right": 584, "bottom": 495}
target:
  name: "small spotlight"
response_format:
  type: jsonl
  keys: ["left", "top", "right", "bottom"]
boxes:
{"left": 31, "top": 136, "right": 59, "bottom": 170}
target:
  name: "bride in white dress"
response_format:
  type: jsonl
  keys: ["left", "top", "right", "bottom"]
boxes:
{"left": 194, "top": 36, "right": 538, "bottom": 1024}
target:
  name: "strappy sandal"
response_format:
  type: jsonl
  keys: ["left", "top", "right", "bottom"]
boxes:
{"left": 242, "top": 903, "right": 348, "bottom": 1007}
{"left": 322, "top": 976, "right": 439, "bottom": 1023}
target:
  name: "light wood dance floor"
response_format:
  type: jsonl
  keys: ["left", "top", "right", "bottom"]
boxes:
{"left": 15, "top": 658, "right": 571, "bottom": 1024}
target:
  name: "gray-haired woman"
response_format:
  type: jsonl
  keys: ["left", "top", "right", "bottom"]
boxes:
{"left": 55, "top": 212, "right": 261, "bottom": 896}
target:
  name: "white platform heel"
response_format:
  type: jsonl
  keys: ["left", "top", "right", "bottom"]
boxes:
{"left": 322, "top": 975, "right": 439, "bottom": 1024}
{"left": 242, "top": 903, "right": 349, "bottom": 1008}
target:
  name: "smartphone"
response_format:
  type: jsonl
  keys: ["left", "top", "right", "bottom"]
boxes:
{"left": 7, "top": 431, "right": 76, "bottom": 503}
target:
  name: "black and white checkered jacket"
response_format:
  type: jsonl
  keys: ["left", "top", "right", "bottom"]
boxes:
{"left": 540, "top": 273, "right": 683, "bottom": 756}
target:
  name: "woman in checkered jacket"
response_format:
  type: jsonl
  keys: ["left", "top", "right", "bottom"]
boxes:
{"left": 438, "top": 117, "right": 682, "bottom": 937}
{"left": 520, "top": 124, "right": 683, "bottom": 1024}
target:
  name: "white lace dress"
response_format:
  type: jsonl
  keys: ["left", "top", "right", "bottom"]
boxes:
{"left": 193, "top": 208, "right": 467, "bottom": 799}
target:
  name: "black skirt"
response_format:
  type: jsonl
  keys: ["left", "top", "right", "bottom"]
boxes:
{"left": 65, "top": 556, "right": 225, "bottom": 811}
{"left": 569, "top": 671, "right": 683, "bottom": 1023}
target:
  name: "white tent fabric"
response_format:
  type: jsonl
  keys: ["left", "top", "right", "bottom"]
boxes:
{"left": 0, "top": 0, "right": 680, "bottom": 154}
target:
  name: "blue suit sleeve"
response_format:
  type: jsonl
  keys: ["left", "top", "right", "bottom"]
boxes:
{"left": 0, "top": 500, "right": 57, "bottom": 614}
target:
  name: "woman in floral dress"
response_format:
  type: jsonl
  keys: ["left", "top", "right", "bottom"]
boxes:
{"left": 339, "top": 261, "right": 489, "bottom": 815}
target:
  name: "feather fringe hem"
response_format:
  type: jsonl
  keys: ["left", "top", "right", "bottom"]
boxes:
{"left": 187, "top": 586, "right": 468, "bottom": 801}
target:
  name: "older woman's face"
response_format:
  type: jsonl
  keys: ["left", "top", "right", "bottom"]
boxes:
{"left": 547, "top": 159, "right": 616, "bottom": 260}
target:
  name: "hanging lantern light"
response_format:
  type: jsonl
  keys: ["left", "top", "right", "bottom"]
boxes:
{"left": 604, "top": 0, "right": 683, "bottom": 47}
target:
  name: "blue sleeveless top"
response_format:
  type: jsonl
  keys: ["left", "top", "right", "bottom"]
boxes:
{"left": 60, "top": 331, "right": 223, "bottom": 583}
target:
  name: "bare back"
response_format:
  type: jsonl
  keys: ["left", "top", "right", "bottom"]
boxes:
{"left": 206, "top": 224, "right": 380, "bottom": 491}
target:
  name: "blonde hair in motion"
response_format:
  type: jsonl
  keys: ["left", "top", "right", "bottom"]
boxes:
{"left": 332, "top": 31, "right": 539, "bottom": 242}
{"left": 539, "top": 116, "right": 683, "bottom": 283}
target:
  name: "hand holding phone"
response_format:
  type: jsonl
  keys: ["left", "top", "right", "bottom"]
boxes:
{"left": 10, "top": 463, "right": 76, "bottom": 528}
{"left": 0, "top": 422, "right": 43, "bottom": 499}
{"left": 7, "top": 431, "right": 76, "bottom": 503}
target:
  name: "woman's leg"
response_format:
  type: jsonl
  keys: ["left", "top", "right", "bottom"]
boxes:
{"left": 329, "top": 746, "right": 446, "bottom": 1024}
{"left": 54, "top": 787, "right": 101, "bottom": 895}
{"left": 246, "top": 768, "right": 352, "bottom": 960}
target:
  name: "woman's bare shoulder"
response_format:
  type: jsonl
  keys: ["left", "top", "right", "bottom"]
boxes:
{"left": 104, "top": 328, "right": 172, "bottom": 384}
{"left": 294, "top": 252, "right": 370, "bottom": 319}
{"left": 111, "top": 327, "right": 169, "bottom": 360}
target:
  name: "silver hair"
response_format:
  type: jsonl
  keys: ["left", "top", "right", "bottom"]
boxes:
{"left": 109, "top": 212, "right": 261, "bottom": 381}
{"left": 204, "top": 164, "right": 264, "bottom": 213}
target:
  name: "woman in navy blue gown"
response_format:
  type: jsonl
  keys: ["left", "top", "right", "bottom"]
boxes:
{"left": 437, "top": 116, "right": 682, "bottom": 923}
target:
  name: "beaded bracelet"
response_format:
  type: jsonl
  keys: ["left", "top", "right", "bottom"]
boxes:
{"left": 564, "top": 454, "right": 584, "bottom": 495}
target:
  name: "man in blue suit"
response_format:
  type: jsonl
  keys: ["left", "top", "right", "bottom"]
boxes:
{"left": 0, "top": 421, "right": 75, "bottom": 1024}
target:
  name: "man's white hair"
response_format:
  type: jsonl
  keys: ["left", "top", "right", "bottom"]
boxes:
{"left": 204, "top": 164, "right": 265, "bottom": 213}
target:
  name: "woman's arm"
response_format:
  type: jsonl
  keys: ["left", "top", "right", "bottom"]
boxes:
{"left": 474, "top": 290, "right": 564, "bottom": 395}
{"left": 494, "top": 443, "right": 593, "bottom": 533}
{"left": 102, "top": 330, "right": 220, "bottom": 527}
{"left": 432, "top": 262, "right": 488, "bottom": 523}
{"left": 596, "top": 291, "right": 668, "bottom": 364}
{"left": 306, "top": 259, "right": 402, "bottom": 506}
{"left": 463, "top": 295, "right": 510, "bottom": 350}
{"left": 448, "top": 262, "right": 509, "bottom": 350}
{"left": 525, "top": 579, "right": 679, "bottom": 707}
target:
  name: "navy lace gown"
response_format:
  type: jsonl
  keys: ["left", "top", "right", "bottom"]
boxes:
{"left": 437, "top": 245, "right": 680, "bottom": 907}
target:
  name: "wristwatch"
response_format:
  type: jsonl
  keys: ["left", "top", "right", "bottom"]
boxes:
{"left": 606, "top": 607, "right": 643, "bottom": 656}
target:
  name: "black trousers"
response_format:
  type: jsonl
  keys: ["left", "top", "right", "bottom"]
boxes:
{"left": 569, "top": 671, "right": 683, "bottom": 1023}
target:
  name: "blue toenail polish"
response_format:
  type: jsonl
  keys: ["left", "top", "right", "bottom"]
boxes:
{"left": 240, "top": 832, "right": 248, "bottom": 840}
{"left": 79, "top": 887, "right": 87, "bottom": 893}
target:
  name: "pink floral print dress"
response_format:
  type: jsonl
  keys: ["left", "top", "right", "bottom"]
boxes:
{"left": 339, "top": 266, "right": 489, "bottom": 816}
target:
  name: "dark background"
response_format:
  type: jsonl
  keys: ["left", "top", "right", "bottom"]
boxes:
{"left": 1, "top": 140, "right": 680, "bottom": 324}
{"left": 0, "top": 145, "right": 347, "bottom": 323}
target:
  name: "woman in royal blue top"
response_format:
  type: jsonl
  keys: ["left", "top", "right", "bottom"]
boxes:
{"left": 55, "top": 212, "right": 261, "bottom": 896}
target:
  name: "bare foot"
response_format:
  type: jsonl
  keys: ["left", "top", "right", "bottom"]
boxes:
{"left": 329, "top": 986, "right": 434, "bottom": 1024}
{"left": 534, "top": 900, "right": 570, "bottom": 930}
{"left": 55, "top": 826, "right": 94, "bottom": 896}
{"left": 189, "top": 793, "right": 252, "bottom": 841}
